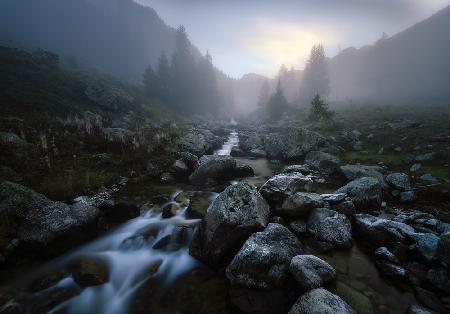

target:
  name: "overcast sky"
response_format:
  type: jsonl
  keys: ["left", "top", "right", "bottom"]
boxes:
{"left": 136, "top": 0, "right": 449, "bottom": 78}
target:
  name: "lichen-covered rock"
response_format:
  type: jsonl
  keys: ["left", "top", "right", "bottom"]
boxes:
{"left": 279, "top": 192, "right": 324, "bottom": 217}
{"left": 189, "top": 155, "right": 253, "bottom": 185}
{"left": 260, "top": 172, "right": 313, "bottom": 203}
{"left": 264, "top": 128, "right": 326, "bottom": 161}
{"left": 353, "top": 214, "right": 415, "bottom": 247}
{"left": 226, "top": 223, "right": 303, "bottom": 288}
{"left": 288, "top": 288, "right": 356, "bottom": 314}
{"left": 304, "top": 151, "right": 340, "bottom": 174}
{"left": 438, "top": 232, "right": 450, "bottom": 266}
{"left": 385, "top": 173, "right": 412, "bottom": 191}
{"left": 340, "top": 165, "right": 384, "bottom": 181}
{"left": 307, "top": 208, "right": 352, "bottom": 249}
{"left": 336, "top": 177, "right": 382, "bottom": 210}
{"left": 289, "top": 255, "right": 336, "bottom": 290}
{"left": 85, "top": 79, "right": 134, "bottom": 109}
{"left": 0, "top": 181, "right": 99, "bottom": 245}
{"left": 189, "top": 183, "right": 270, "bottom": 266}
{"left": 409, "top": 233, "right": 440, "bottom": 263}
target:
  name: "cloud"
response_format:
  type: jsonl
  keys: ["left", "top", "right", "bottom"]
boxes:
{"left": 245, "top": 18, "right": 338, "bottom": 75}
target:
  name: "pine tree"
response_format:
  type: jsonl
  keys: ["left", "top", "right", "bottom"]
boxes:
{"left": 196, "top": 51, "right": 221, "bottom": 114}
{"left": 143, "top": 64, "right": 158, "bottom": 97}
{"left": 309, "top": 94, "right": 332, "bottom": 121}
{"left": 267, "top": 80, "right": 288, "bottom": 120}
{"left": 302, "top": 44, "right": 330, "bottom": 105}
{"left": 171, "top": 25, "right": 197, "bottom": 112}
{"left": 157, "top": 51, "right": 171, "bottom": 102}
{"left": 257, "top": 79, "right": 270, "bottom": 108}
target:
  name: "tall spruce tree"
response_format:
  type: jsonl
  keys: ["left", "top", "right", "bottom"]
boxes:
{"left": 267, "top": 80, "right": 288, "bottom": 120}
{"left": 143, "top": 64, "right": 158, "bottom": 97}
{"left": 301, "top": 44, "right": 330, "bottom": 105}
{"left": 171, "top": 25, "right": 197, "bottom": 112}
{"left": 157, "top": 51, "right": 171, "bottom": 102}
{"left": 309, "top": 94, "right": 332, "bottom": 121}
{"left": 257, "top": 79, "right": 270, "bottom": 108}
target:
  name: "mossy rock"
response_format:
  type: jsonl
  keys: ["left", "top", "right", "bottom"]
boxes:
{"left": 70, "top": 255, "right": 109, "bottom": 287}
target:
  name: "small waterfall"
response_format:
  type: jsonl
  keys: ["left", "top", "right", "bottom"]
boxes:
{"left": 29, "top": 191, "right": 204, "bottom": 314}
{"left": 215, "top": 131, "right": 239, "bottom": 156}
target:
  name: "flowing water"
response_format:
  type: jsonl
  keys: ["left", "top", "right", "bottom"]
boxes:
{"left": 5, "top": 131, "right": 419, "bottom": 313}
{"left": 25, "top": 192, "right": 205, "bottom": 314}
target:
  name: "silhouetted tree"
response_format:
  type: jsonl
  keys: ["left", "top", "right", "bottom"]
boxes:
{"left": 143, "top": 64, "right": 158, "bottom": 97}
{"left": 157, "top": 51, "right": 171, "bottom": 102}
{"left": 302, "top": 44, "right": 330, "bottom": 105}
{"left": 309, "top": 94, "right": 332, "bottom": 121}
{"left": 267, "top": 80, "right": 288, "bottom": 120}
{"left": 257, "top": 79, "right": 270, "bottom": 108}
{"left": 171, "top": 25, "right": 197, "bottom": 112}
{"left": 196, "top": 51, "right": 221, "bottom": 114}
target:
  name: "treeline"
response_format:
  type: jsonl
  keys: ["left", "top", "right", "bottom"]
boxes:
{"left": 143, "top": 26, "right": 224, "bottom": 116}
{"left": 257, "top": 44, "right": 332, "bottom": 121}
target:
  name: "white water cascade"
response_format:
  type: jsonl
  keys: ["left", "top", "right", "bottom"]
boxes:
{"left": 215, "top": 131, "right": 239, "bottom": 156}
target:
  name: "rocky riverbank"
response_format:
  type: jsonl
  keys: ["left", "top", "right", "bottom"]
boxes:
{"left": 1, "top": 115, "right": 450, "bottom": 313}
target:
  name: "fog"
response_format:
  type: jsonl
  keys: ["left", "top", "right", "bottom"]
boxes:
{"left": 0, "top": 0, "right": 449, "bottom": 115}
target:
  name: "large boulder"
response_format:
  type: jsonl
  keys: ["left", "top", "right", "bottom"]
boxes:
{"left": 175, "top": 128, "right": 223, "bottom": 156}
{"left": 264, "top": 128, "right": 326, "bottom": 161}
{"left": 226, "top": 223, "right": 303, "bottom": 289}
{"left": 0, "top": 181, "right": 99, "bottom": 246}
{"left": 353, "top": 214, "right": 416, "bottom": 247}
{"left": 189, "top": 183, "right": 270, "bottom": 266}
{"left": 340, "top": 165, "right": 384, "bottom": 181}
{"left": 189, "top": 155, "right": 254, "bottom": 185}
{"left": 307, "top": 208, "right": 353, "bottom": 249}
{"left": 385, "top": 173, "right": 412, "bottom": 191}
{"left": 289, "top": 255, "right": 336, "bottom": 291}
{"left": 288, "top": 288, "right": 356, "bottom": 314}
{"left": 279, "top": 192, "right": 324, "bottom": 217}
{"left": 304, "top": 151, "right": 340, "bottom": 175}
{"left": 260, "top": 172, "right": 313, "bottom": 203}
{"left": 85, "top": 79, "right": 134, "bottom": 109}
{"left": 336, "top": 177, "right": 382, "bottom": 210}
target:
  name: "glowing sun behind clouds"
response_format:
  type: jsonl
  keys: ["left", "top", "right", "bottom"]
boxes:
{"left": 246, "top": 19, "right": 338, "bottom": 75}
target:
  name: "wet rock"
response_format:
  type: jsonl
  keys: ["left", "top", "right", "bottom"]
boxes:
{"left": 438, "top": 232, "right": 450, "bottom": 266}
{"left": 340, "top": 164, "right": 384, "bottom": 181}
{"left": 33, "top": 287, "right": 78, "bottom": 314}
{"left": 289, "top": 255, "right": 336, "bottom": 290}
{"left": 231, "top": 146, "right": 246, "bottom": 157}
{"left": 189, "top": 155, "right": 253, "bottom": 185}
{"left": 0, "top": 181, "right": 99, "bottom": 246}
{"left": 288, "top": 288, "right": 356, "bottom": 314}
{"left": 336, "top": 281, "right": 373, "bottom": 314}
{"left": 321, "top": 193, "right": 347, "bottom": 203}
{"left": 307, "top": 208, "right": 352, "bottom": 249}
{"left": 264, "top": 128, "right": 326, "bottom": 161}
{"left": 415, "top": 153, "right": 436, "bottom": 162}
{"left": 161, "top": 203, "right": 178, "bottom": 218}
{"left": 343, "top": 130, "right": 362, "bottom": 142}
{"left": 226, "top": 223, "right": 303, "bottom": 288}
{"left": 400, "top": 191, "right": 416, "bottom": 203}
{"left": 409, "top": 233, "right": 440, "bottom": 263}
{"left": 189, "top": 183, "right": 270, "bottom": 266}
{"left": 174, "top": 152, "right": 198, "bottom": 171}
{"left": 419, "top": 174, "right": 438, "bottom": 184}
{"left": 352, "top": 214, "right": 415, "bottom": 247}
{"left": 331, "top": 199, "right": 356, "bottom": 215}
{"left": 336, "top": 177, "right": 382, "bottom": 210}
{"left": 304, "top": 151, "right": 340, "bottom": 174}
{"left": 410, "top": 163, "right": 422, "bottom": 172}
{"left": 304, "top": 238, "right": 335, "bottom": 254}
{"left": 282, "top": 164, "right": 314, "bottom": 175}
{"left": 375, "top": 260, "right": 407, "bottom": 282}
{"left": 408, "top": 304, "right": 438, "bottom": 314}
{"left": 260, "top": 172, "right": 313, "bottom": 203}
{"left": 279, "top": 192, "right": 324, "bottom": 217}
{"left": 385, "top": 173, "right": 412, "bottom": 191}
{"left": 427, "top": 268, "right": 450, "bottom": 293}
{"left": 374, "top": 247, "right": 399, "bottom": 264}
{"left": 146, "top": 161, "right": 164, "bottom": 177}
{"left": 169, "top": 159, "right": 189, "bottom": 176}
{"left": 70, "top": 256, "right": 109, "bottom": 287}
{"left": 289, "top": 220, "right": 307, "bottom": 236}
{"left": 249, "top": 148, "right": 267, "bottom": 158}
{"left": 174, "top": 129, "right": 216, "bottom": 156}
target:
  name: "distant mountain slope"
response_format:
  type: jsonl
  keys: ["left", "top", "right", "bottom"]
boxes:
{"left": 329, "top": 5, "right": 450, "bottom": 104}
{"left": 0, "top": 0, "right": 178, "bottom": 81}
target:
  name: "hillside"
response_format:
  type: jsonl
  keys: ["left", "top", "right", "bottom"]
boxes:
{"left": 329, "top": 5, "right": 450, "bottom": 104}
